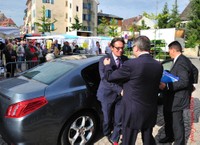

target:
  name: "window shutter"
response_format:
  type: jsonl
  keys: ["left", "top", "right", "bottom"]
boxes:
{"left": 51, "top": 24, "right": 55, "bottom": 31}
{"left": 45, "top": 10, "right": 48, "bottom": 17}
{"left": 48, "top": 10, "right": 51, "bottom": 18}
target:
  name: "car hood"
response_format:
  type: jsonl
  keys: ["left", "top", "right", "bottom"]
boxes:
{"left": 0, "top": 76, "right": 47, "bottom": 100}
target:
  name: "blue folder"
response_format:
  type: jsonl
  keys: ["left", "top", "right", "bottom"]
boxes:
{"left": 161, "top": 70, "right": 179, "bottom": 83}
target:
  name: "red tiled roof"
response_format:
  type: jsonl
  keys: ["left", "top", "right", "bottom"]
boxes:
{"left": 122, "top": 15, "right": 142, "bottom": 31}
{"left": 0, "top": 18, "right": 16, "bottom": 27}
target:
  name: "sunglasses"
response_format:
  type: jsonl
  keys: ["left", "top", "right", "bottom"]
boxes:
{"left": 113, "top": 46, "right": 124, "bottom": 51}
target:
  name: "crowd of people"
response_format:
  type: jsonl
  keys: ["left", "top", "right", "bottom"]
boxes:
{"left": 97, "top": 36, "right": 198, "bottom": 145}
{"left": 0, "top": 38, "right": 95, "bottom": 78}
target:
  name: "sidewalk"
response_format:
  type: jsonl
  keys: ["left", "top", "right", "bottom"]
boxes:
{"left": 94, "top": 58, "right": 200, "bottom": 145}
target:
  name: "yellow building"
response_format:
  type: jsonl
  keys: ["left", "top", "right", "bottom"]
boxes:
{"left": 23, "top": 0, "right": 99, "bottom": 36}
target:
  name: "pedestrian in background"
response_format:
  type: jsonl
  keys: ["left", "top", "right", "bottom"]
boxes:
{"left": 103, "top": 36, "right": 163, "bottom": 145}
{"left": 16, "top": 40, "right": 25, "bottom": 72}
{"left": 3, "top": 43, "right": 17, "bottom": 78}
{"left": 97, "top": 37, "right": 128, "bottom": 145}
{"left": 25, "top": 40, "right": 39, "bottom": 69}
{"left": 159, "top": 41, "right": 199, "bottom": 145}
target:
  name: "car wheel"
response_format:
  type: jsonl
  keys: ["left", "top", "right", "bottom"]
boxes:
{"left": 60, "top": 112, "right": 98, "bottom": 145}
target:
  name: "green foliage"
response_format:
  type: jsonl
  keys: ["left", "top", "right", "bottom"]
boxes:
{"left": 70, "top": 15, "right": 86, "bottom": 31}
{"left": 96, "top": 17, "right": 108, "bottom": 35}
{"left": 167, "top": 0, "right": 181, "bottom": 28}
{"left": 123, "top": 47, "right": 133, "bottom": 58}
{"left": 96, "top": 17, "right": 120, "bottom": 37}
{"left": 155, "top": 51, "right": 170, "bottom": 60}
{"left": 185, "top": 0, "right": 200, "bottom": 48}
{"left": 137, "top": 20, "right": 150, "bottom": 30}
{"left": 150, "top": 39, "right": 166, "bottom": 58}
{"left": 157, "top": 3, "right": 170, "bottom": 28}
{"left": 108, "top": 18, "right": 120, "bottom": 37}
{"left": 34, "top": 5, "right": 57, "bottom": 34}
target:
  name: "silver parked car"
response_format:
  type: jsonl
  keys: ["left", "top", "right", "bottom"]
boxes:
{"left": 0, "top": 55, "right": 103, "bottom": 145}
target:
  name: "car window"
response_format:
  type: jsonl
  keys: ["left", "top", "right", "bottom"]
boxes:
{"left": 81, "top": 62, "right": 100, "bottom": 92}
{"left": 22, "top": 62, "right": 75, "bottom": 84}
{"left": 161, "top": 59, "right": 173, "bottom": 71}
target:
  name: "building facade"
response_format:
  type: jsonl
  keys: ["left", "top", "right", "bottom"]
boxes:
{"left": 23, "top": 0, "right": 99, "bottom": 36}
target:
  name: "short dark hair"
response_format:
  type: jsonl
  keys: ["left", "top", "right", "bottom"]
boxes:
{"left": 168, "top": 41, "right": 182, "bottom": 52}
{"left": 134, "top": 36, "right": 151, "bottom": 51}
{"left": 110, "top": 37, "right": 125, "bottom": 47}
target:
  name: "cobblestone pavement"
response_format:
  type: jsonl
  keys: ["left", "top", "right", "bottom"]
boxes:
{"left": 0, "top": 58, "right": 199, "bottom": 145}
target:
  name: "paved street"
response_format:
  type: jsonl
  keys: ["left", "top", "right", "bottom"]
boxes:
{"left": 0, "top": 58, "right": 199, "bottom": 145}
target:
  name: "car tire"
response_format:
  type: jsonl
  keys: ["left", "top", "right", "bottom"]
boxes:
{"left": 60, "top": 112, "right": 98, "bottom": 145}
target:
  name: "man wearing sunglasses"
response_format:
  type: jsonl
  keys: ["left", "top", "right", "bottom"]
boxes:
{"left": 103, "top": 36, "right": 163, "bottom": 145}
{"left": 97, "top": 37, "right": 128, "bottom": 145}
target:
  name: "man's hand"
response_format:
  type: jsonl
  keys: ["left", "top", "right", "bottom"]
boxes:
{"left": 159, "top": 82, "right": 166, "bottom": 90}
{"left": 103, "top": 58, "right": 110, "bottom": 65}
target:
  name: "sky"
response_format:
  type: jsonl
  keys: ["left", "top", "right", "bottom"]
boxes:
{"left": 0, "top": 0, "right": 190, "bottom": 27}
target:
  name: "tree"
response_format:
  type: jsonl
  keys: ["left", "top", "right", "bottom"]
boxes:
{"left": 185, "top": 0, "right": 200, "bottom": 48}
{"left": 167, "top": 0, "right": 181, "bottom": 28}
{"left": 96, "top": 17, "right": 119, "bottom": 37}
{"left": 34, "top": 6, "right": 57, "bottom": 34}
{"left": 70, "top": 15, "right": 86, "bottom": 31}
{"left": 96, "top": 17, "right": 109, "bottom": 36}
{"left": 157, "top": 2, "right": 170, "bottom": 28}
{"left": 108, "top": 18, "right": 120, "bottom": 37}
{"left": 138, "top": 20, "right": 150, "bottom": 30}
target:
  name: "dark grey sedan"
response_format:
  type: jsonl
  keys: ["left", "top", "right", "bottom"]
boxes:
{"left": 0, "top": 55, "right": 103, "bottom": 145}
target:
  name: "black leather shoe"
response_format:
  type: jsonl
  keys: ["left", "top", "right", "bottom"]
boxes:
{"left": 159, "top": 137, "right": 174, "bottom": 143}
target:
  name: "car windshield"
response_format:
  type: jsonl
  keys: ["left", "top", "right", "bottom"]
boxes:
{"left": 22, "top": 61, "right": 75, "bottom": 84}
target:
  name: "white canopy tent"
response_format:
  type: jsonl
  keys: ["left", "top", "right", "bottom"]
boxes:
{"left": 0, "top": 26, "right": 20, "bottom": 39}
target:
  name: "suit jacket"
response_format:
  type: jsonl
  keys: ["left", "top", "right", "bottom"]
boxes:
{"left": 97, "top": 53, "right": 128, "bottom": 103}
{"left": 105, "top": 54, "right": 163, "bottom": 129}
{"left": 164, "top": 54, "right": 199, "bottom": 112}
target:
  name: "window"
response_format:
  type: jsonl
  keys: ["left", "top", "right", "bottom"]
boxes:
{"left": 42, "top": 0, "right": 53, "bottom": 4}
{"left": 83, "top": 3, "right": 87, "bottom": 9}
{"left": 45, "top": 10, "right": 51, "bottom": 18}
{"left": 76, "top": 6, "right": 79, "bottom": 12}
{"left": 66, "top": 13, "right": 68, "bottom": 19}
{"left": 83, "top": 14, "right": 91, "bottom": 21}
{"left": 66, "top": 1, "right": 68, "bottom": 6}
{"left": 31, "top": 24, "right": 35, "bottom": 30}
{"left": 42, "top": 0, "right": 50, "bottom": 3}
{"left": 51, "top": 23, "right": 55, "bottom": 31}
{"left": 32, "top": 10, "right": 35, "bottom": 18}
{"left": 83, "top": 3, "right": 91, "bottom": 9}
{"left": 88, "top": 3, "right": 91, "bottom": 10}
{"left": 22, "top": 62, "right": 75, "bottom": 85}
{"left": 82, "top": 62, "right": 100, "bottom": 92}
{"left": 70, "top": 17, "right": 71, "bottom": 22}
{"left": 70, "top": 3, "right": 72, "bottom": 8}
{"left": 87, "top": 26, "right": 91, "bottom": 31}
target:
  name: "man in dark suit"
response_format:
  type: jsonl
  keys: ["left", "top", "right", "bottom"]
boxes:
{"left": 104, "top": 36, "right": 163, "bottom": 145}
{"left": 159, "top": 41, "right": 198, "bottom": 145}
{"left": 97, "top": 37, "right": 128, "bottom": 145}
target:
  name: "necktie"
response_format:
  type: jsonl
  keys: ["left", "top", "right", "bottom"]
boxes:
{"left": 116, "top": 57, "right": 121, "bottom": 68}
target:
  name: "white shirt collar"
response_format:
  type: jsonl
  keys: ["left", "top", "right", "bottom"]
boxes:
{"left": 174, "top": 54, "right": 181, "bottom": 63}
{"left": 138, "top": 51, "right": 149, "bottom": 57}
